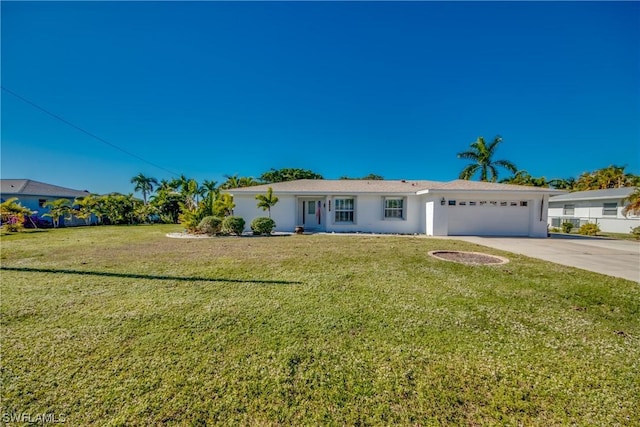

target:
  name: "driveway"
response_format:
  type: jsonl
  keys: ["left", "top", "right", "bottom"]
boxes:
{"left": 447, "top": 234, "right": 640, "bottom": 282}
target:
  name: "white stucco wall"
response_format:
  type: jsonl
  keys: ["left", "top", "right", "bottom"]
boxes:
{"left": 233, "top": 194, "right": 297, "bottom": 232}
{"left": 324, "top": 194, "right": 421, "bottom": 234}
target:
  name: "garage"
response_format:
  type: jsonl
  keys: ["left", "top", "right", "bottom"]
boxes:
{"left": 446, "top": 199, "right": 532, "bottom": 236}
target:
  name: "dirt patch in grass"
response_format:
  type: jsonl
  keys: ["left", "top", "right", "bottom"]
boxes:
{"left": 429, "top": 250, "right": 509, "bottom": 265}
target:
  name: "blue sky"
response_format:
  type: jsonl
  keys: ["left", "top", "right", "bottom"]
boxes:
{"left": 2, "top": 1, "right": 638, "bottom": 195}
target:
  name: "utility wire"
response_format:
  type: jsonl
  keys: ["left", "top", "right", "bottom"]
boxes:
{"left": 1, "top": 86, "right": 179, "bottom": 177}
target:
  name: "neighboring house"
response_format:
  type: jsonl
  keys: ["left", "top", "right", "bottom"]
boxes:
{"left": 228, "top": 179, "right": 562, "bottom": 237}
{"left": 548, "top": 187, "right": 640, "bottom": 234}
{"left": 0, "top": 179, "right": 91, "bottom": 226}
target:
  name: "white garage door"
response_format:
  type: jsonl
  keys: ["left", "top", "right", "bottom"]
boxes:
{"left": 446, "top": 201, "right": 531, "bottom": 236}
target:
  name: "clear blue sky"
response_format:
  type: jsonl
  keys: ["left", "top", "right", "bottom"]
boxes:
{"left": 2, "top": 1, "right": 639, "bottom": 195}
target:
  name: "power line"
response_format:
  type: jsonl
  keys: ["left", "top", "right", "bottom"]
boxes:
{"left": 1, "top": 86, "right": 179, "bottom": 177}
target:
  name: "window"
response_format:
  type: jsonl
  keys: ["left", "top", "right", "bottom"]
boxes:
{"left": 334, "top": 198, "right": 354, "bottom": 223}
{"left": 510, "top": 202, "right": 518, "bottom": 207}
{"left": 448, "top": 200, "right": 456, "bottom": 206}
{"left": 490, "top": 201, "right": 497, "bottom": 206}
{"left": 308, "top": 202, "right": 315, "bottom": 215}
{"left": 520, "top": 201, "right": 529, "bottom": 207}
{"left": 500, "top": 201, "right": 507, "bottom": 207}
{"left": 384, "top": 198, "right": 404, "bottom": 219}
{"left": 603, "top": 203, "right": 617, "bottom": 216}
{"left": 459, "top": 201, "right": 467, "bottom": 206}
{"left": 469, "top": 201, "right": 476, "bottom": 206}
{"left": 563, "top": 204, "right": 575, "bottom": 215}
{"left": 39, "top": 199, "right": 47, "bottom": 207}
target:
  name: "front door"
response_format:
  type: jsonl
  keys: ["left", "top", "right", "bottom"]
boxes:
{"left": 302, "top": 199, "right": 324, "bottom": 231}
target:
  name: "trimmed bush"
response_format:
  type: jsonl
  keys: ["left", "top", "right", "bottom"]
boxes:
{"left": 561, "top": 222, "right": 574, "bottom": 233}
{"left": 221, "top": 216, "right": 246, "bottom": 236}
{"left": 250, "top": 217, "right": 276, "bottom": 235}
{"left": 631, "top": 226, "right": 640, "bottom": 240}
{"left": 578, "top": 223, "right": 600, "bottom": 236}
{"left": 197, "top": 216, "right": 222, "bottom": 235}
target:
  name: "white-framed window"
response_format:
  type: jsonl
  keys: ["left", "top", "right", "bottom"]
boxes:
{"left": 520, "top": 201, "right": 529, "bottom": 207}
{"left": 603, "top": 202, "right": 617, "bottom": 216}
{"left": 448, "top": 200, "right": 456, "bottom": 206}
{"left": 334, "top": 198, "right": 355, "bottom": 223}
{"left": 308, "top": 202, "right": 315, "bottom": 215}
{"left": 469, "top": 201, "right": 477, "bottom": 206}
{"left": 384, "top": 198, "right": 404, "bottom": 219}
{"left": 563, "top": 204, "right": 575, "bottom": 215}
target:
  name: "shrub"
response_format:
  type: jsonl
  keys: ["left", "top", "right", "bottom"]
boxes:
{"left": 221, "top": 216, "right": 246, "bottom": 236}
{"left": 578, "top": 223, "right": 600, "bottom": 236}
{"left": 198, "top": 216, "right": 222, "bottom": 235}
{"left": 250, "top": 217, "right": 276, "bottom": 235}
{"left": 550, "top": 227, "right": 561, "bottom": 233}
{"left": 561, "top": 222, "right": 574, "bottom": 233}
{"left": 630, "top": 226, "right": 640, "bottom": 240}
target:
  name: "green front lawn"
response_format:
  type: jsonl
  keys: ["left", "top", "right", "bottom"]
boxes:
{"left": 1, "top": 225, "right": 638, "bottom": 425}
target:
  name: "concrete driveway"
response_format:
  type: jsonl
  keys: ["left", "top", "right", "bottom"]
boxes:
{"left": 448, "top": 234, "right": 640, "bottom": 282}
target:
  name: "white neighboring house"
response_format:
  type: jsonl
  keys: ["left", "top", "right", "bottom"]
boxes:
{"left": 0, "top": 179, "right": 92, "bottom": 226}
{"left": 548, "top": 187, "right": 640, "bottom": 234}
{"left": 227, "top": 179, "right": 562, "bottom": 237}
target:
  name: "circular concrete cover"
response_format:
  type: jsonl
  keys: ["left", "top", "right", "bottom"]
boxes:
{"left": 428, "top": 250, "right": 509, "bottom": 265}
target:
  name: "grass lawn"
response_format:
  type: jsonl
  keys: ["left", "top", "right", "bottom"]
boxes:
{"left": 1, "top": 225, "right": 638, "bottom": 425}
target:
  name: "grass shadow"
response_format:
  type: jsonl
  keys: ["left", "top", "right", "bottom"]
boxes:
{"left": 0, "top": 266, "right": 301, "bottom": 285}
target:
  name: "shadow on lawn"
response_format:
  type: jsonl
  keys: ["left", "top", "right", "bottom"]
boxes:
{"left": 0, "top": 266, "right": 301, "bottom": 285}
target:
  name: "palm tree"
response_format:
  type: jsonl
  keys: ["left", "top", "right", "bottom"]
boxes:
{"left": 130, "top": 173, "right": 159, "bottom": 205}
{"left": 255, "top": 187, "right": 279, "bottom": 218}
{"left": 43, "top": 199, "right": 71, "bottom": 228}
{"left": 457, "top": 136, "right": 517, "bottom": 182}
{"left": 622, "top": 188, "right": 640, "bottom": 217}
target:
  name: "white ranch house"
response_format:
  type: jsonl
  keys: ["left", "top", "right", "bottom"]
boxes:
{"left": 228, "top": 179, "right": 562, "bottom": 237}
{"left": 548, "top": 187, "right": 640, "bottom": 234}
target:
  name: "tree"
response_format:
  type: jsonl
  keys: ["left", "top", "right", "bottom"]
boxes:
{"left": 43, "top": 199, "right": 71, "bottom": 228}
{"left": 213, "top": 193, "right": 235, "bottom": 217}
{"left": 340, "top": 174, "right": 384, "bottom": 180}
{"left": 73, "top": 195, "right": 100, "bottom": 225}
{"left": 130, "top": 173, "right": 159, "bottom": 205}
{"left": 622, "top": 188, "right": 640, "bottom": 217}
{"left": 259, "top": 168, "right": 323, "bottom": 183}
{"left": 255, "top": 187, "right": 279, "bottom": 218}
{"left": 500, "top": 170, "right": 548, "bottom": 187}
{"left": 549, "top": 177, "right": 576, "bottom": 190}
{"left": 574, "top": 165, "right": 639, "bottom": 191}
{"left": 457, "top": 136, "right": 517, "bottom": 182}
{"left": 0, "top": 197, "right": 32, "bottom": 231}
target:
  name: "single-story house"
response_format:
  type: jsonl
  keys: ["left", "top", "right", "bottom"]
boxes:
{"left": 548, "top": 187, "right": 640, "bottom": 234}
{"left": 228, "top": 179, "right": 563, "bottom": 237}
{"left": 0, "top": 179, "right": 92, "bottom": 226}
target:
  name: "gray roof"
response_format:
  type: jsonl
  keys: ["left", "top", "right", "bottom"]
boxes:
{"left": 227, "top": 179, "right": 562, "bottom": 195}
{"left": 549, "top": 187, "right": 636, "bottom": 202}
{"left": 1, "top": 179, "right": 91, "bottom": 198}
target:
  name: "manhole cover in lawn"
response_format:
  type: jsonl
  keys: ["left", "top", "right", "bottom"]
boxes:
{"left": 428, "top": 250, "right": 509, "bottom": 265}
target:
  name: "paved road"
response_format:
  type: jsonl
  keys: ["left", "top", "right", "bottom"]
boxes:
{"left": 448, "top": 234, "right": 640, "bottom": 282}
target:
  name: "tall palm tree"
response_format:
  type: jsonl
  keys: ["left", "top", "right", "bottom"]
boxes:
{"left": 130, "top": 173, "right": 159, "bottom": 205}
{"left": 255, "top": 187, "right": 279, "bottom": 218}
{"left": 457, "top": 136, "right": 517, "bottom": 182}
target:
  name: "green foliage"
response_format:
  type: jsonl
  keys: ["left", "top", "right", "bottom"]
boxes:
{"left": 43, "top": 198, "right": 72, "bottom": 228}
{"left": 561, "top": 222, "right": 574, "bottom": 233}
{"left": 631, "top": 226, "right": 640, "bottom": 240}
{"left": 221, "top": 216, "right": 246, "bottom": 235}
{"left": 0, "top": 198, "right": 31, "bottom": 232}
{"left": 259, "top": 168, "right": 323, "bottom": 183}
{"left": 213, "top": 193, "right": 235, "bottom": 217}
{"left": 622, "top": 187, "right": 640, "bottom": 217}
{"left": 250, "top": 217, "right": 276, "bottom": 235}
{"left": 198, "top": 216, "right": 222, "bottom": 235}
{"left": 550, "top": 227, "right": 561, "bottom": 233}
{"left": 578, "top": 223, "right": 600, "bottom": 236}
{"left": 255, "top": 187, "right": 279, "bottom": 218}
{"left": 340, "top": 174, "right": 384, "bottom": 180}
{"left": 457, "top": 135, "right": 517, "bottom": 182}
{"left": 220, "top": 174, "right": 260, "bottom": 189}
{"left": 500, "top": 170, "right": 549, "bottom": 187}
{"left": 130, "top": 173, "right": 159, "bottom": 205}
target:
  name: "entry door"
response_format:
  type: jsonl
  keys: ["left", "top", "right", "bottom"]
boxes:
{"left": 304, "top": 200, "right": 323, "bottom": 229}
